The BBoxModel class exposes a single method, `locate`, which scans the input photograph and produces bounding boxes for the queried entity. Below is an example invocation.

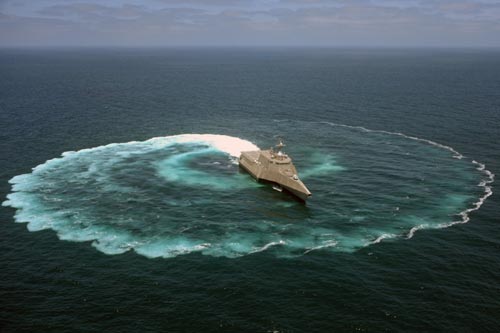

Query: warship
[239,140,312,201]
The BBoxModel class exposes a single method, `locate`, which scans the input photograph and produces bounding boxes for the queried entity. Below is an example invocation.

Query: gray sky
[1,0,499,47]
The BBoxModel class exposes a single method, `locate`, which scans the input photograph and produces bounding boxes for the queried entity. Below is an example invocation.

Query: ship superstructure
[239,140,311,201]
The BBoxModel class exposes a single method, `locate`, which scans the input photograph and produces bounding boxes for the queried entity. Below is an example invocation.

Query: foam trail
[274,119,495,244]
[149,134,259,158]
[250,240,286,254]
[320,121,464,159]
[3,127,493,258]
[402,159,494,238]
[437,160,494,227]
[319,121,494,240]
[407,224,428,239]
[303,240,338,254]
[334,122,492,237]
[368,233,397,245]
[2,133,263,258]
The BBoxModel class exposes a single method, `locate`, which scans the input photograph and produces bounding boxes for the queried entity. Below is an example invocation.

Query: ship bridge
[260,150,291,164]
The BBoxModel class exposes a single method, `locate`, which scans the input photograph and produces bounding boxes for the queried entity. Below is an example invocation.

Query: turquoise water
[0,48,499,331]
[3,123,491,259]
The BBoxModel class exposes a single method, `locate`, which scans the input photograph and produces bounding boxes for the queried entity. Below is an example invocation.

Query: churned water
[1,48,499,332]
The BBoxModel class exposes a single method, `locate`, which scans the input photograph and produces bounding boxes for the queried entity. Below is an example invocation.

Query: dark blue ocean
[1,48,499,332]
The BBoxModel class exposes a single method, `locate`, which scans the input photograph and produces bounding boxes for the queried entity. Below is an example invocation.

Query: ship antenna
[275,138,286,159]
[276,138,285,152]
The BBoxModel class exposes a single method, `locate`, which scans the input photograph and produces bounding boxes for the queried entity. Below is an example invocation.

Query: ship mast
[275,139,286,160]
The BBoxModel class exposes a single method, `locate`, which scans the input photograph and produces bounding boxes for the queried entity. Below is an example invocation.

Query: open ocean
[1,48,499,332]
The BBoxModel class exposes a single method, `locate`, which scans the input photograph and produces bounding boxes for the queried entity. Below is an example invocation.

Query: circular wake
[3,126,494,258]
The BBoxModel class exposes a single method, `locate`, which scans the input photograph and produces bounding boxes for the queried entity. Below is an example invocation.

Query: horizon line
[2,45,500,50]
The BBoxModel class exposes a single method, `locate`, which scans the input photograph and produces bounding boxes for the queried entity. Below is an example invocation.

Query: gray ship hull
[239,149,311,201]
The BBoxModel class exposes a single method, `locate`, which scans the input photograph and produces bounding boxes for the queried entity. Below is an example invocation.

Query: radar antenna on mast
[275,138,286,159]
[275,138,285,152]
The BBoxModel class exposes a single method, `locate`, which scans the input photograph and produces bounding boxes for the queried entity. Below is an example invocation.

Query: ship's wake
[2,125,494,258]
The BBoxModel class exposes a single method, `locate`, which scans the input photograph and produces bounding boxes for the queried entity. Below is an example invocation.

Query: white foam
[250,240,286,254]
[322,121,464,159]
[4,127,495,257]
[403,160,495,236]
[303,240,338,254]
[22,134,258,175]
[134,238,212,258]
[1,133,265,258]
[369,233,397,245]
[318,121,495,241]
[444,160,494,227]
[148,134,259,158]
[406,224,428,239]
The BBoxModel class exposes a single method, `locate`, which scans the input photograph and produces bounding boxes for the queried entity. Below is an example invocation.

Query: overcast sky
[1,0,499,47]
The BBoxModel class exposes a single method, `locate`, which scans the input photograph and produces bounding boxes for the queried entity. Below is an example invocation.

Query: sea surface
[1,48,499,332]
